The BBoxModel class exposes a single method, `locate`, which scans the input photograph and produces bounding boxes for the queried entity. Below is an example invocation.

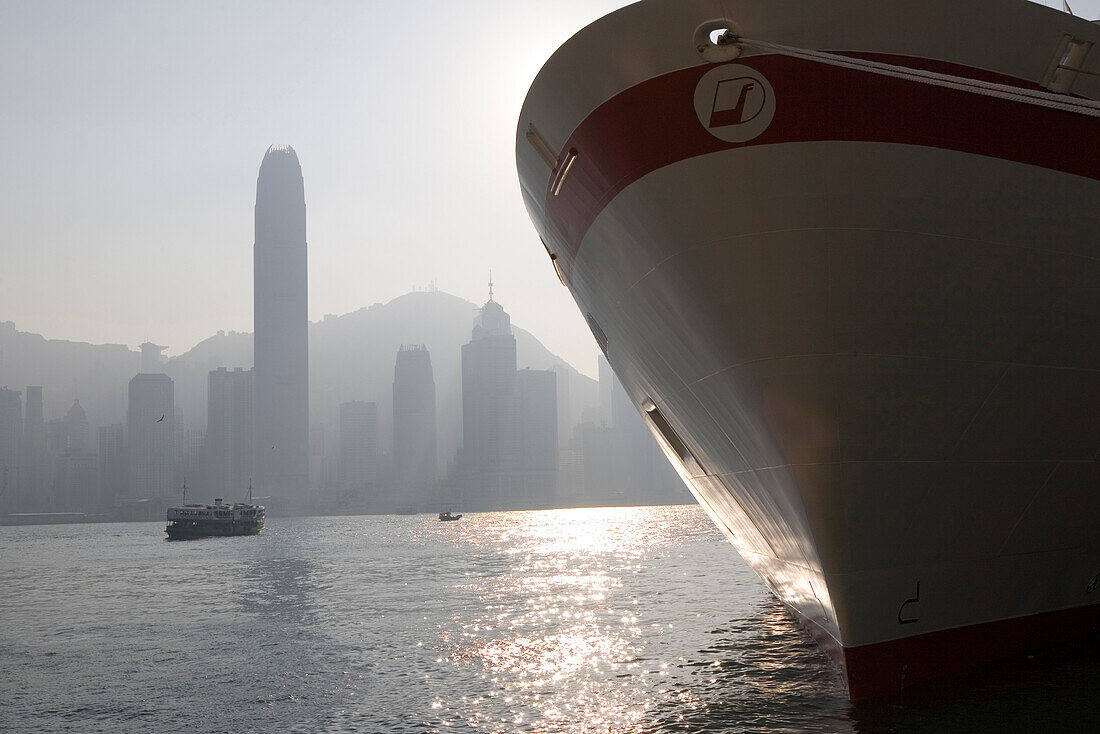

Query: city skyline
[1,0,1090,379]
[0,280,692,517]
[0,0,637,379]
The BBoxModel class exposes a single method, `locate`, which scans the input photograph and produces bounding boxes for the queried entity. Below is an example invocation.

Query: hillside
[1,291,598,471]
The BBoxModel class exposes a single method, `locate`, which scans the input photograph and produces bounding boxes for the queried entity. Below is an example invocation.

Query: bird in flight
[156,414,165,422]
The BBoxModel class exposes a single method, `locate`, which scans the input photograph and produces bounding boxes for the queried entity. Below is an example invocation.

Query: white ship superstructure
[517,0,1100,697]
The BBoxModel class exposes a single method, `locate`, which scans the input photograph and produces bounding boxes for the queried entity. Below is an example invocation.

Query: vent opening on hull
[549,253,567,286]
[551,149,577,196]
[540,237,568,287]
[586,313,608,357]
[524,123,557,169]
[643,400,705,477]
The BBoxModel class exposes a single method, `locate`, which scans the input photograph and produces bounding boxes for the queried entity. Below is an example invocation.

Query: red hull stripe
[542,54,1100,269]
[789,602,1100,699]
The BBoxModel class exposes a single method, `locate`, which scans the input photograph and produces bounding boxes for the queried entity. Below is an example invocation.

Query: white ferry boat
[165,498,265,540]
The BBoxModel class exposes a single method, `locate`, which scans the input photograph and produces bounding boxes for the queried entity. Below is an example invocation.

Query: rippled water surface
[1,506,1096,733]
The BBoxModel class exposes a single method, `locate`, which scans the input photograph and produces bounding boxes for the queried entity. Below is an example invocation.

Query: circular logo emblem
[693,64,775,143]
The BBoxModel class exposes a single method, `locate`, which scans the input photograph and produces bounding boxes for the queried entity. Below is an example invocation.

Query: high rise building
[451,288,561,509]
[339,401,377,488]
[515,369,557,472]
[21,386,45,512]
[0,387,22,512]
[460,295,517,473]
[97,423,125,509]
[309,422,325,488]
[393,345,437,487]
[55,398,95,511]
[58,452,98,512]
[177,426,205,491]
[127,373,174,498]
[44,419,62,455]
[548,364,572,448]
[207,367,253,498]
[253,144,310,499]
[140,342,166,374]
[62,399,90,454]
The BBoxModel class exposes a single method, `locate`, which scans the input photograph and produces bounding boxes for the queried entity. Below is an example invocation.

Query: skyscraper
[58,452,97,512]
[97,423,125,509]
[207,367,253,498]
[515,369,557,472]
[62,399,90,453]
[0,387,22,513]
[140,342,166,374]
[127,373,174,498]
[254,144,309,499]
[461,295,517,473]
[547,364,572,448]
[309,422,325,488]
[339,401,377,488]
[21,386,45,512]
[393,345,437,487]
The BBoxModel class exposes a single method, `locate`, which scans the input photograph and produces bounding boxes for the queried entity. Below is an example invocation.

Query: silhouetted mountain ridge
[1,291,597,472]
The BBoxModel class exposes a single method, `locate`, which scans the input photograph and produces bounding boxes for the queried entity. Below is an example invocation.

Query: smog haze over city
[2,1,1099,731]
[1,0,641,377]
[2,0,705,523]
[0,0,1092,370]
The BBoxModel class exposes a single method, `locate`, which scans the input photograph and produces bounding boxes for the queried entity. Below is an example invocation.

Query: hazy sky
[1,0,1094,378]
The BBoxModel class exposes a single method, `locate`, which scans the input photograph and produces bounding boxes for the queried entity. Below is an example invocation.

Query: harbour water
[1,505,1095,733]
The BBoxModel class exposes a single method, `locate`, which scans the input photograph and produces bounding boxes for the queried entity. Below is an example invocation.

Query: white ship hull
[517,0,1100,697]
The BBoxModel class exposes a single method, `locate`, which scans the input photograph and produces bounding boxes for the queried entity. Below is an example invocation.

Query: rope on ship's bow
[733,37,1100,118]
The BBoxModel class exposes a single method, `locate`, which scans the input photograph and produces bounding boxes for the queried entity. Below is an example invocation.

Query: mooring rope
[733,36,1100,118]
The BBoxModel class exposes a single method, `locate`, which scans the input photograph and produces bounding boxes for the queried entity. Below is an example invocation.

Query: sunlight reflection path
[435,507,709,733]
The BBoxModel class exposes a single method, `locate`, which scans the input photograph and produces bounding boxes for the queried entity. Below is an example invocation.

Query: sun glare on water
[431,506,709,732]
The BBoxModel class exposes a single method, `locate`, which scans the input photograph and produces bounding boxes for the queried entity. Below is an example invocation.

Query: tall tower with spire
[461,279,517,474]
[253,144,309,499]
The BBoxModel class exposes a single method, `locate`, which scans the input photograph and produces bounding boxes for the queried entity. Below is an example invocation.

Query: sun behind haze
[0,0,1093,377]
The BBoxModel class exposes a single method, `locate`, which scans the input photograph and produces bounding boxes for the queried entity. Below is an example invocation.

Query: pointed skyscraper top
[473,296,511,340]
[259,144,302,181]
[488,270,494,302]
[264,143,298,159]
